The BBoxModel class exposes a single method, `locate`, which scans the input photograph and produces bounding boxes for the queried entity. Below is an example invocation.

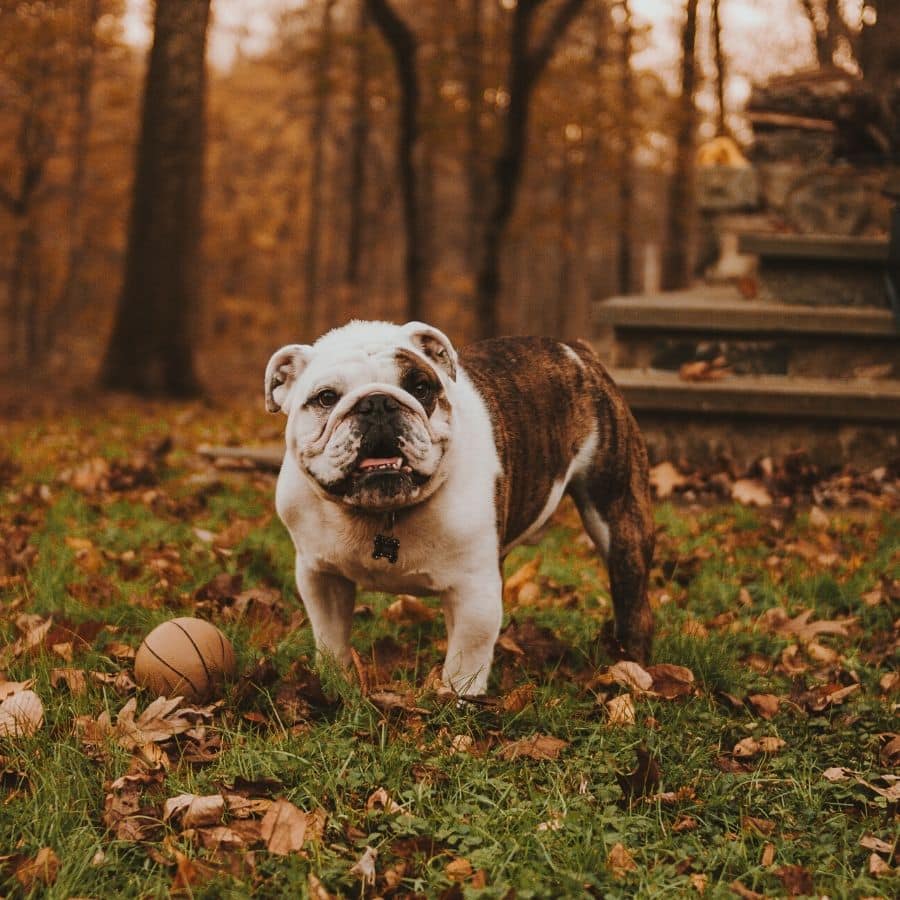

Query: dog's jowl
[266,320,654,695]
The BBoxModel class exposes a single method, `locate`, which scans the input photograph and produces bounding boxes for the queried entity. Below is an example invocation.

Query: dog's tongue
[358,456,403,470]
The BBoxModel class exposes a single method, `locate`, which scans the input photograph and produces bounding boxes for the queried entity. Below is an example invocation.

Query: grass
[0,406,898,898]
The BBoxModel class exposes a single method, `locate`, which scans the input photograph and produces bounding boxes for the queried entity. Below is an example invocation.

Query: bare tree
[661,0,699,292]
[462,0,486,272]
[344,0,369,299]
[100,0,211,395]
[711,0,727,136]
[617,0,635,295]
[305,0,337,333]
[475,0,588,339]
[365,0,424,321]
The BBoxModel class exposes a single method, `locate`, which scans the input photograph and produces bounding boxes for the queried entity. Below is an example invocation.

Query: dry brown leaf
[775,864,814,896]
[646,663,695,699]
[879,673,899,693]
[497,733,568,761]
[742,815,776,836]
[617,747,662,802]
[184,824,254,851]
[103,768,165,841]
[747,694,780,720]
[608,661,653,693]
[307,873,335,900]
[501,683,536,713]
[822,766,851,782]
[731,479,772,508]
[366,787,403,814]
[733,736,785,758]
[0,679,34,700]
[760,842,776,867]
[649,461,687,499]
[163,793,226,829]
[50,668,88,695]
[607,842,637,879]
[879,734,900,766]
[672,815,698,833]
[868,853,892,877]
[0,689,43,737]
[859,834,894,854]
[729,880,764,900]
[14,847,59,889]
[606,693,636,725]
[383,595,437,624]
[114,696,217,750]
[348,846,377,885]
[764,607,856,643]
[690,872,708,893]
[445,857,473,882]
[503,555,543,605]
[259,798,310,855]
[679,358,731,382]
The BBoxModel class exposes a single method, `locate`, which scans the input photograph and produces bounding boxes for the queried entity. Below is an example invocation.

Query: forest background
[0,0,896,399]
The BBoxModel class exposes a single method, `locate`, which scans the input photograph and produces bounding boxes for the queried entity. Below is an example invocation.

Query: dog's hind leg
[571,477,654,664]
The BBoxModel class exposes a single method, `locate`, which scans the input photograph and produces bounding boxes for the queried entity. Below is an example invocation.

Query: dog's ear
[265,344,311,413]
[403,322,457,381]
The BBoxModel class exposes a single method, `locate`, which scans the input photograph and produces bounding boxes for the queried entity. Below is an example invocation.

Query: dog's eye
[315,389,340,409]
[411,380,432,402]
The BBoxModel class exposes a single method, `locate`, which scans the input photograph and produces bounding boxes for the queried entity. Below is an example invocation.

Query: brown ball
[134,617,236,703]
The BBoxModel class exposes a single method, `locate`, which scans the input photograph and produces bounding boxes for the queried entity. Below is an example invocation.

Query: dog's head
[265,321,457,512]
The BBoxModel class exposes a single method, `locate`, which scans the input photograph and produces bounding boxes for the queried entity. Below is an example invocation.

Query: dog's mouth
[355,455,413,476]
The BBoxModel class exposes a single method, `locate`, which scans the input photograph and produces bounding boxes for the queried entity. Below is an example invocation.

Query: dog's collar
[372,511,400,564]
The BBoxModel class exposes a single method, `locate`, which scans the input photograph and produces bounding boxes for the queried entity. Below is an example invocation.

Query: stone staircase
[593,235,900,468]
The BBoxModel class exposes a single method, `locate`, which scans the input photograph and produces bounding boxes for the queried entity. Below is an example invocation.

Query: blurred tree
[100,0,211,395]
[365,0,423,321]
[661,0,699,292]
[711,0,727,136]
[617,0,635,295]
[475,0,589,339]
[305,0,336,331]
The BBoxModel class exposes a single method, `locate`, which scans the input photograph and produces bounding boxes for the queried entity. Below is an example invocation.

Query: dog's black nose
[357,393,399,416]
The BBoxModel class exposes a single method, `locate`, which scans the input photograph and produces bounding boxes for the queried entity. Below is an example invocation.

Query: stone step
[609,368,900,423]
[594,288,898,377]
[594,287,898,336]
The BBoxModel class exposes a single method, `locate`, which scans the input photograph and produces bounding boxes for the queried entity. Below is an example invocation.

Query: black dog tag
[373,533,400,564]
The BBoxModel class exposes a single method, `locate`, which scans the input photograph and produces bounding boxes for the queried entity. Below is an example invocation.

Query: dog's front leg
[441,570,503,696]
[295,564,355,669]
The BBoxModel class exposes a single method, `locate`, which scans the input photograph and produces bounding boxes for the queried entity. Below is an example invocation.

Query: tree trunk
[661,0,699,292]
[305,0,336,334]
[344,0,369,299]
[366,0,423,322]
[617,0,634,295]
[46,0,101,352]
[463,0,485,272]
[555,148,574,338]
[711,0,727,136]
[475,0,588,339]
[100,0,210,396]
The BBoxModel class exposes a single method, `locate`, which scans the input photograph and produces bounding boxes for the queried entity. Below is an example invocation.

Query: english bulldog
[266,320,654,695]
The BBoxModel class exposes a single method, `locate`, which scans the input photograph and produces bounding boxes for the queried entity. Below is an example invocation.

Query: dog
[266,320,654,695]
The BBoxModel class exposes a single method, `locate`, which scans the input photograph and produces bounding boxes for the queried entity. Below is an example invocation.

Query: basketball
[134,617,236,703]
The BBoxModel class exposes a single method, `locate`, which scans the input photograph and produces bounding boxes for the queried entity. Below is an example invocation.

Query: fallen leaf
[307,873,335,900]
[679,358,731,382]
[607,842,637,879]
[808,505,829,529]
[672,815,698,833]
[868,853,892,877]
[503,556,543,605]
[822,766,851,782]
[731,479,772,507]
[348,846,377,885]
[163,793,225,829]
[102,768,165,841]
[879,734,900,767]
[14,847,59,889]
[445,857,473,882]
[384,595,437,624]
[501,683,536,713]
[646,663,695,699]
[760,842,776,867]
[729,880,764,900]
[775,864,813,896]
[879,673,898,693]
[365,787,403,814]
[764,607,856,643]
[742,816,776,836]
[606,693,636,725]
[0,689,44,737]
[859,834,893,854]
[496,733,568,761]
[114,696,217,750]
[690,872,707,893]
[747,694,780,720]
[50,668,88,695]
[259,798,310,855]
[608,660,653,692]
[650,462,687,499]
[616,747,661,803]
[733,736,785,758]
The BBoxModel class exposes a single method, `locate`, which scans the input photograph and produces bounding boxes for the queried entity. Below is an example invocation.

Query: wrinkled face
[265,322,457,512]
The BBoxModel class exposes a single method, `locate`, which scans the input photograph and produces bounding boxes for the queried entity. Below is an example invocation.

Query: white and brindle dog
[266,320,654,695]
